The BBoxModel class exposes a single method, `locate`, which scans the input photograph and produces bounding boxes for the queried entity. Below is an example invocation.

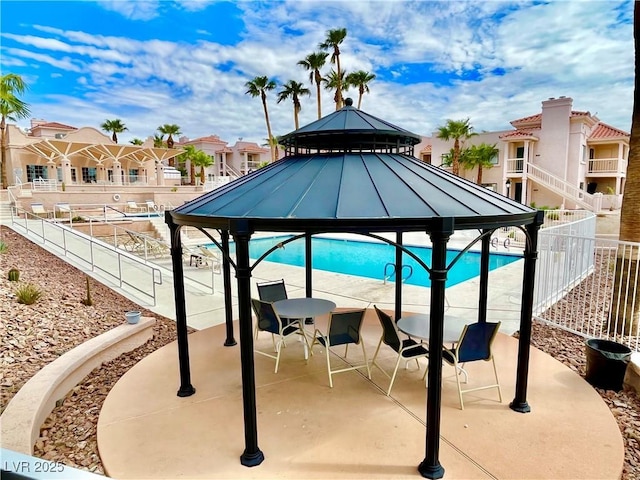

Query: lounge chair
[126,201,145,213]
[198,246,222,272]
[30,203,51,219]
[145,200,158,211]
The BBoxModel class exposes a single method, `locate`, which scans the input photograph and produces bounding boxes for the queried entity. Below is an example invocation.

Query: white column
[156,162,165,186]
[521,141,529,205]
[113,161,122,186]
[61,157,72,184]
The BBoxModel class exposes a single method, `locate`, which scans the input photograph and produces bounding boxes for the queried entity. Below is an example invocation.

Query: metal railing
[532,212,639,351]
[10,209,163,306]
[506,158,524,173]
[32,178,58,191]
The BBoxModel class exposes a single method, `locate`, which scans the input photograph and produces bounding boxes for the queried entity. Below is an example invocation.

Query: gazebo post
[221,230,237,346]
[232,223,265,467]
[419,217,454,480]
[166,217,195,397]
[478,230,491,323]
[305,233,312,297]
[510,211,544,413]
[394,231,403,321]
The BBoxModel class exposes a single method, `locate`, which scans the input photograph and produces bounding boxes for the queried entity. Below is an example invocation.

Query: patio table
[274,298,336,358]
[397,313,468,345]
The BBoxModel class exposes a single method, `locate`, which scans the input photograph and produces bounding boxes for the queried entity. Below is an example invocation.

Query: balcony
[506,157,524,174]
[587,157,626,176]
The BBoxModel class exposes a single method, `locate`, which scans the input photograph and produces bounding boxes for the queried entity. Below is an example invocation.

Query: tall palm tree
[346,70,376,109]
[245,75,277,161]
[0,73,30,189]
[611,0,640,335]
[461,143,499,185]
[101,119,127,143]
[322,70,349,111]
[157,124,182,165]
[436,118,476,176]
[277,80,311,130]
[298,51,329,119]
[192,149,214,185]
[263,136,284,161]
[319,28,347,110]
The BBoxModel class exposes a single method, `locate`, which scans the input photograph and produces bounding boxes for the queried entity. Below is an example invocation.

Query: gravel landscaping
[1,225,639,478]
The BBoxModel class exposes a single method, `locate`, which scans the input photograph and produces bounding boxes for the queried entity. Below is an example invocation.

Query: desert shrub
[16,283,43,305]
[0,241,7,254]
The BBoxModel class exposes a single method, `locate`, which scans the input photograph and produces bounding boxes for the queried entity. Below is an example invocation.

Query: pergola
[166,99,543,478]
[22,139,183,184]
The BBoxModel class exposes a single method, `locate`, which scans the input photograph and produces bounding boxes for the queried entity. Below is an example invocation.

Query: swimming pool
[216,235,520,288]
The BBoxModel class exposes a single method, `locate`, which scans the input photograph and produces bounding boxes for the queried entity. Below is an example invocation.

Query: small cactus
[8,268,20,282]
[81,276,93,306]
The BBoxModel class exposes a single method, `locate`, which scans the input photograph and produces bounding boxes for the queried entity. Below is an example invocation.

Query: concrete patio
[98,308,624,480]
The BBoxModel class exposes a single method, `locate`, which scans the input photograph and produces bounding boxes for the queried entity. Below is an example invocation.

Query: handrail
[11,208,163,306]
[527,163,602,211]
[383,262,395,284]
[383,263,413,284]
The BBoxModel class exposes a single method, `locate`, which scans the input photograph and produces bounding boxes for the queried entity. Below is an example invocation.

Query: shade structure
[166,98,543,478]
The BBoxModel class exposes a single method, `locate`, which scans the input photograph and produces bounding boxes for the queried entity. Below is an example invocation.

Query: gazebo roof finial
[344,97,354,107]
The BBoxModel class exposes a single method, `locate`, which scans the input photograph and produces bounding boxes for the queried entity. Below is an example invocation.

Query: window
[107,169,114,182]
[490,153,499,165]
[81,167,97,183]
[482,183,497,192]
[128,169,139,183]
[26,165,48,182]
[515,146,525,158]
[589,148,595,159]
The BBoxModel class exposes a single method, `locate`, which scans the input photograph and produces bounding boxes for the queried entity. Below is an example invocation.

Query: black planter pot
[585,338,631,391]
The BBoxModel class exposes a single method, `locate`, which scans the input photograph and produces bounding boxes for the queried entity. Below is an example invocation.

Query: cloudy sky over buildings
[0,0,633,144]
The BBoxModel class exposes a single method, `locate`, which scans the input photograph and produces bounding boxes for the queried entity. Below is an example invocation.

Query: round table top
[273,298,336,319]
[397,314,467,344]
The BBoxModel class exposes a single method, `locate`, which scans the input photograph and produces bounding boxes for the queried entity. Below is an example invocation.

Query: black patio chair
[310,309,371,388]
[441,321,502,410]
[251,298,309,373]
[371,306,430,396]
[256,279,312,325]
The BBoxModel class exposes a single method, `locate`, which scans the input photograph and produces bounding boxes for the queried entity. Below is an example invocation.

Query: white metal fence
[533,213,639,351]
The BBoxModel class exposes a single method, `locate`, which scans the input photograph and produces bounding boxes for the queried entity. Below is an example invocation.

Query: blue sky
[0,0,634,145]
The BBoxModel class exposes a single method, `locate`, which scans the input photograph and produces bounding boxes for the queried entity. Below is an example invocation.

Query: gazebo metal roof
[166,99,543,479]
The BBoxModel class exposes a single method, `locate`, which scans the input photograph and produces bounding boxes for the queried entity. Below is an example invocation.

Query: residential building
[417,97,630,211]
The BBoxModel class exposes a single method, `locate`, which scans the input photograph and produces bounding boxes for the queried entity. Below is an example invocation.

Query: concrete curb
[0,317,155,455]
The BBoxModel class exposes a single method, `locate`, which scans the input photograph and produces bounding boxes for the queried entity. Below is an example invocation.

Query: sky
[0,0,634,146]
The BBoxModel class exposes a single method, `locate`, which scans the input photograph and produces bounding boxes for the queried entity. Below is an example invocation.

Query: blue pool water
[218,235,520,288]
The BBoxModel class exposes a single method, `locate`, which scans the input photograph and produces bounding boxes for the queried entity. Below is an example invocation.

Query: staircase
[0,200,13,225]
[527,163,603,212]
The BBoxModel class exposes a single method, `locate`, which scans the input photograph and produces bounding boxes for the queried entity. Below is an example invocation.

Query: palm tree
[152,134,165,148]
[245,75,277,161]
[436,118,476,176]
[101,119,127,143]
[298,51,329,119]
[0,73,30,189]
[263,136,284,161]
[322,70,349,111]
[277,80,311,130]
[346,70,376,109]
[157,124,181,149]
[130,138,144,146]
[157,124,182,166]
[177,145,197,185]
[461,143,499,185]
[611,0,640,335]
[319,28,347,110]
[192,149,214,185]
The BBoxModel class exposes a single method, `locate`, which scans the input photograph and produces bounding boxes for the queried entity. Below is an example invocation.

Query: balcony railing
[587,158,625,174]
[506,158,524,173]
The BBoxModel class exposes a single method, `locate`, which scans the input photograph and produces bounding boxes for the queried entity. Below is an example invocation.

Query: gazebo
[165,98,543,478]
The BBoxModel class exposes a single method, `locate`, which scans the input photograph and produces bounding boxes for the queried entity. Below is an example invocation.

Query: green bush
[71,215,85,222]
[0,241,7,254]
[16,283,43,305]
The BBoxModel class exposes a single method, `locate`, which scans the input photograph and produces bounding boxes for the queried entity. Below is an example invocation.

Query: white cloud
[3,0,633,145]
